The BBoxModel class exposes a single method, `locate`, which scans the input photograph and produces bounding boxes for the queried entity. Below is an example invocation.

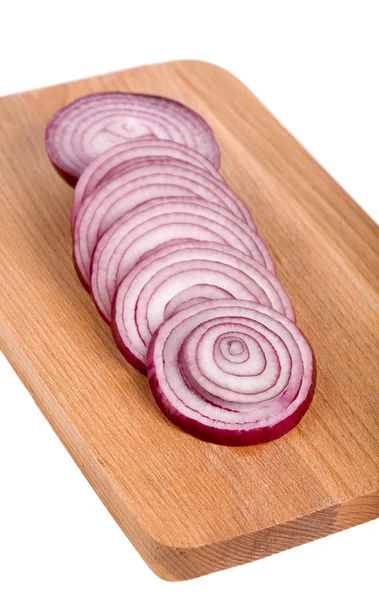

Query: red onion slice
[73,139,223,221]
[74,173,261,289]
[45,92,220,180]
[111,241,294,372]
[72,162,254,237]
[147,299,314,446]
[94,157,215,193]
[89,199,274,316]
[92,156,217,195]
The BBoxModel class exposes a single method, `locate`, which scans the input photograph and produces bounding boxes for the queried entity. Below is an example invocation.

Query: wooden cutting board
[0,60,378,581]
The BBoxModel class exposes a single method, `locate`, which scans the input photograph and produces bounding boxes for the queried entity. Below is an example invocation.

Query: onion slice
[72,139,223,222]
[72,162,254,238]
[45,92,221,180]
[111,241,294,372]
[74,178,262,290]
[91,157,217,195]
[147,299,314,446]
[88,198,274,311]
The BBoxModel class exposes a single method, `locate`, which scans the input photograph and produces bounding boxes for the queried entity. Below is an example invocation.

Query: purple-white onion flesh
[72,162,254,246]
[87,197,274,307]
[45,92,220,180]
[147,299,314,446]
[72,139,223,223]
[111,241,294,372]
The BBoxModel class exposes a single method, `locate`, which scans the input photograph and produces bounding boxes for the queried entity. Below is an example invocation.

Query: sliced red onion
[94,156,216,194]
[111,241,294,372]
[74,174,261,289]
[98,151,223,190]
[45,92,220,180]
[146,299,314,446]
[93,156,217,194]
[72,139,223,222]
[89,199,274,315]
[45,93,315,448]
[72,162,254,237]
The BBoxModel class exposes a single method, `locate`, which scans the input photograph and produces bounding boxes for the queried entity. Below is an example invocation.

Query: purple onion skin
[92,292,111,325]
[146,331,316,447]
[73,250,90,293]
[111,316,147,375]
[89,251,112,323]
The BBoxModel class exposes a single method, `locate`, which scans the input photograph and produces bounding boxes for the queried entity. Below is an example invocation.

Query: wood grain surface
[0,60,378,581]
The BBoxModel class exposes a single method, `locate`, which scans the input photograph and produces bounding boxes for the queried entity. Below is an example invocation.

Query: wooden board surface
[0,60,378,581]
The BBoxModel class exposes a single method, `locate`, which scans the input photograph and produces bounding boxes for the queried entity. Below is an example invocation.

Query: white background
[1,1,378,598]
